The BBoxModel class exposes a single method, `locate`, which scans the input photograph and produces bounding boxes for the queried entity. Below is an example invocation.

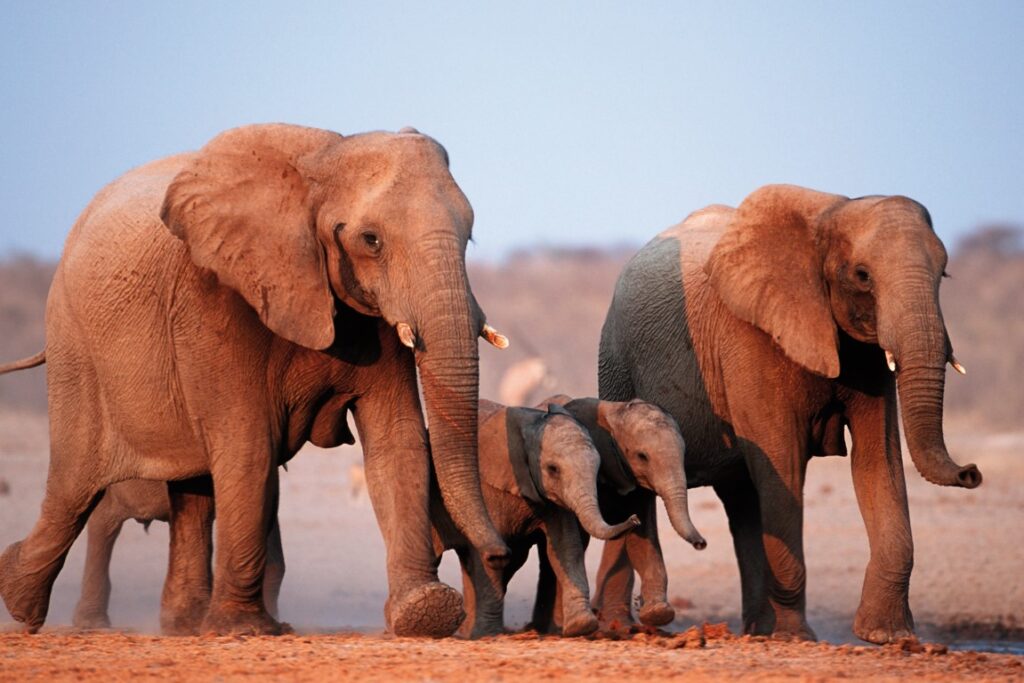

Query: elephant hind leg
[0,480,106,632]
[1,340,113,632]
[73,493,127,629]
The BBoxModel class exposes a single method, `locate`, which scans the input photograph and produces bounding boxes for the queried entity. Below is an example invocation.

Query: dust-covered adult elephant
[597,184,981,643]
[0,124,510,637]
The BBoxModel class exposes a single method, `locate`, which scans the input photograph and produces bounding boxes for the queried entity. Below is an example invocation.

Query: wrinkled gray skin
[0,124,509,637]
[530,396,706,633]
[597,185,981,643]
[430,400,639,639]
[71,479,284,633]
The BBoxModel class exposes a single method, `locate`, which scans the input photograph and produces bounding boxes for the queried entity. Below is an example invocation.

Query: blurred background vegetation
[2,224,1020,432]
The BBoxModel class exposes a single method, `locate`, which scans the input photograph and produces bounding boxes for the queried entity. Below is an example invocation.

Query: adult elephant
[0,124,510,637]
[597,184,981,643]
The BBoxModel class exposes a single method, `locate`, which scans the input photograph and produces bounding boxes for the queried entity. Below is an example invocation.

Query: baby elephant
[72,478,284,633]
[532,397,705,632]
[431,400,639,639]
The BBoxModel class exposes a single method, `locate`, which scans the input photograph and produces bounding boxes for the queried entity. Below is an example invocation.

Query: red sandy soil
[1,625,1021,682]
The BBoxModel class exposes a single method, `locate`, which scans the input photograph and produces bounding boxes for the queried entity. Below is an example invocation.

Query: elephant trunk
[896,362,981,488]
[568,496,640,540]
[659,483,707,550]
[880,286,981,489]
[414,255,509,568]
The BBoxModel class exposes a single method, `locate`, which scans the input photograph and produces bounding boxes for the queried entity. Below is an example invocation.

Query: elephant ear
[705,184,845,378]
[506,408,545,504]
[594,402,638,496]
[160,124,342,350]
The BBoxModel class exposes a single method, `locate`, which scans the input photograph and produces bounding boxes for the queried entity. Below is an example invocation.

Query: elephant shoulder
[658,204,734,271]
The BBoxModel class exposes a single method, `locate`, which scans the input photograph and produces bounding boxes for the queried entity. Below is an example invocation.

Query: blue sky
[1,2,1021,261]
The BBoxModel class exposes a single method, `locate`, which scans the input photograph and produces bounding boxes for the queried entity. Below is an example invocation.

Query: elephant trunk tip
[956,464,982,489]
[585,513,641,541]
[689,533,707,551]
[482,543,511,570]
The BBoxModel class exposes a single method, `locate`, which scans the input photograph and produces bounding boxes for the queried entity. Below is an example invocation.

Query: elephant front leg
[160,476,215,635]
[740,425,815,641]
[73,496,125,630]
[542,513,599,637]
[531,541,560,633]
[262,513,285,620]
[353,389,464,638]
[593,535,636,628]
[625,492,675,627]
[847,389,914,644]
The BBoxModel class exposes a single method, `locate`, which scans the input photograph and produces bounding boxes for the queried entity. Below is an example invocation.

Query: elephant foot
[638,600,676,627]
[853,602,915,644]
[387,582,465,638]
[200,601,291,636]
[597,607,635,632]
[0,541,49,634]
[72,608,112,631]
[161,593,210,636]
[562,610,599,637]
[770,612,817,642]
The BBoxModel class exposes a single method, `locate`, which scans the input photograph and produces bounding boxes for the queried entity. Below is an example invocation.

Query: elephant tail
[0,350,46,375]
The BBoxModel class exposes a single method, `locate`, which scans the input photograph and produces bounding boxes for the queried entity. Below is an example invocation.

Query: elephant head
[510,405,640,540]
[595,400,707,549]
[705,184,980,489]
[160,123,509,563]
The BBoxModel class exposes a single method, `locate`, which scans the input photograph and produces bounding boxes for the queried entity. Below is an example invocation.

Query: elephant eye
[545,464,559,477]
[637,452,649,462]
[362,231,381,252]
[854,266,871,284]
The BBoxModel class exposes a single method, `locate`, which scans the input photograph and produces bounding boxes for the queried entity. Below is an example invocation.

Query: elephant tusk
[481,323,510,350]
[950,355,967,375]
[396,322,417,349]
[884,349,896,372]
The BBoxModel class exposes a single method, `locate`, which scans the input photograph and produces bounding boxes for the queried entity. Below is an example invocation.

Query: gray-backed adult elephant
[598,184,981,643]
[0,124,510,637]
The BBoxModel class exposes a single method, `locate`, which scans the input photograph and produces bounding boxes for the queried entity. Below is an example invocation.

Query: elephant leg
[625,493,674,627]
[714,473,769,635]
[738,422,815,641]
[160,476,214,635]
[592,535,636,628]
[847,389,914,644]
[542,513,598,637]
[456,547,505,639]
[72,494,125,629]
[531,540,559,633]
[353,389,463,638]
[0,451,104,632]
[200,452,285,636]
[262,513,285,620]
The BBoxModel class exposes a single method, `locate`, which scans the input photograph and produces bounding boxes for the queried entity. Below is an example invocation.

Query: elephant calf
[430,400,639,639]
[531,396,706,633]
[71,479,284,634]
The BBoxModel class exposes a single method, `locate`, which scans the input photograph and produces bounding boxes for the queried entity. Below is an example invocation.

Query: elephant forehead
[541,417,596,456]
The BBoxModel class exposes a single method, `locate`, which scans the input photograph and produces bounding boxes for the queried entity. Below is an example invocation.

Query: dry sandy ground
[1,412,1022,680]
[1,627,1021,682]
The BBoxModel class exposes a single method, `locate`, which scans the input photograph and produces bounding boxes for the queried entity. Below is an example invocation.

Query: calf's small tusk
[396,322,416,349]
[950,356,967,375]
[481,323,510,349]
[884,349,896,372]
